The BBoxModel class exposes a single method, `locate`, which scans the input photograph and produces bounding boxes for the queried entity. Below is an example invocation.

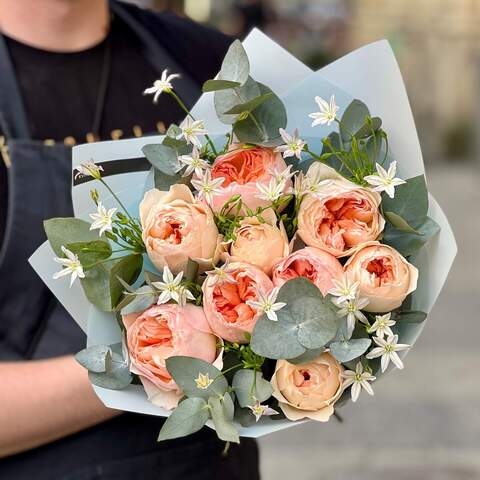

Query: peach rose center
[364,256,395,287]
[212,273,257,325]
[212,148,269,186]
[317,196,374,250]
[281,258,318,284]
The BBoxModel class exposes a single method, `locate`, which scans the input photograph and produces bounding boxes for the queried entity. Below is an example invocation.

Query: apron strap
[0,34,31,139]
[110,0,200,108]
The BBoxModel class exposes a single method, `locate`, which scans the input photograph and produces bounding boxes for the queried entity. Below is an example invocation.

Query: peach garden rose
[271,246,344,296]
[344,241,419,312]
[139,184,223,274]
[297,163,384,257]
[202,261,274,343]
[271,352,344,421]
[227,208,289,274]
[122,303,219,410]
[209,145,292,213]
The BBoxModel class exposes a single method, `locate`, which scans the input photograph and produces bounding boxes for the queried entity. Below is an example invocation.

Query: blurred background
[134,1,478,478]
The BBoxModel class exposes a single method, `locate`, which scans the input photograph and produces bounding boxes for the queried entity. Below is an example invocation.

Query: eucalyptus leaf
[393,310,427,324]
[340,99,370,142]
[185,258,199,283]
[287,348,325,365]
[222,392,235,422]
[153,168,183,191]
[234,406,257,428]
[142,144,179,176]
[166,356,228,399]
[75,344,110,373]
[232,370,273,408]
[120,285,156,315]
[223,93,272,115]
[353,116,382,139]
[44,217,100,257]
[214,76,260,125]
[384,211,420,234]
[88,350,133,390]
[109,254,143,309]
[66,240,111,266]
[330,338,372,363]
[203,79,241,92]
[365,130,384,164]
[233,83,287,145]
[208,397,240,443]
[157,397,209,442]
[218,39,249,85]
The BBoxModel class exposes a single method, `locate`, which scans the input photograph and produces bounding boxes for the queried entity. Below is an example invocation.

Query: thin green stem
[99,178,134,222]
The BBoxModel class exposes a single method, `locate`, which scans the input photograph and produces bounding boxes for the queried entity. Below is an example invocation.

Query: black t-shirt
[0,8,231,245]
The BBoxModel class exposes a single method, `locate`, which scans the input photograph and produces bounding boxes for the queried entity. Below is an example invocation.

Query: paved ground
[259,163,480,479]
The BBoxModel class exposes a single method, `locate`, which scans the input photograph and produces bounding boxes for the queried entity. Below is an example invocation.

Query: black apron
[0,2,259,478]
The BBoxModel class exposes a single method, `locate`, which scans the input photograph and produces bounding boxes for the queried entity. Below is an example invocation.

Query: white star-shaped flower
[74,161,104,180]
[341,362,376,402]
[152,266,194,306]
[206,260,237,285]
[268,164,296,188]
[334,295,369,338]
[306,170,333,195]
[179,117,208,149]
[246,287,286,322]
[366,334,410,372]
[191,170,225,205]
[143,69,180,103]
[248,398,279,422]
[178,147,210,177]
[367,312,396,339]
[89,202,117,236]
[329,274,360,304]
[275,128,306,159]
[194,372,213,390]
[309,95,339,127]
[288,171,309,197]
[364,161,406,198]
[255,178,285,203]
[53,246,85,287]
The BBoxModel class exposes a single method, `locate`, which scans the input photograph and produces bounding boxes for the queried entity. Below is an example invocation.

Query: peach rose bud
[122,303,219,410]
[209,145,292,213]
[202,261,274,343]
[139,184,223,274]
[344,241,419,312]
[297,163,385,257]
[227,208,289,275]
[271,246,344,296]
[271,352,344,421]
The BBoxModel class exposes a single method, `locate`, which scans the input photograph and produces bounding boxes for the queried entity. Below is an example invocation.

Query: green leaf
[232,369,273,408]
[354,116,382,139]
[384,211,420,234]
[218,39,249,85]
[88,349,133,390]
[214,76,260,125]
[208,396,240,443]
[223,93,272,115]
[166,356,228,399]
[158,397,209,442]
[109,254,143,309]
[393,310,427,324]
[162,125,192,156]
[381,175,429,226]
[66,240,112,266]
[287,348,325,365]
[382,216,440,257]
[185,258,199,283]
[75,344,110,373]
[233,83,287,145]
[330,338,372,363]
[142,144,179,176]
[340,99,370,142]
[153,168,183,192]
[120,285,156,315]
[251,278,338,359]
[365,130,384,164]
[222,392,235,422]
[234,406,257,428]
[44,218,100,257]
[203,79,241,92]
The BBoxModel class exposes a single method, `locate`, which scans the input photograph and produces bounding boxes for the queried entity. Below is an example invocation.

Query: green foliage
[119,285,156,315]
[44,218,100,257]
[208,396,240,443]
[232,369,272,408]
[109,254,143,309]
[75,344,133,390]
[203,79,242,92]
[166,356,228,399]
[223,341,265,371]
[223,93,273,115]
[287,347,325,365]
[392,310,427,324]
[251,278,339,359]
[381,175,441,257]
[330,338,372,363]
[158,397,210,442]
[142,143,179,176]
[218,39,250,85]
[66,240,111,266]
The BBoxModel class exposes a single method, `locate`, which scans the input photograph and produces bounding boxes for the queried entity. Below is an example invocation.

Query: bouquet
[30,31,456,444]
